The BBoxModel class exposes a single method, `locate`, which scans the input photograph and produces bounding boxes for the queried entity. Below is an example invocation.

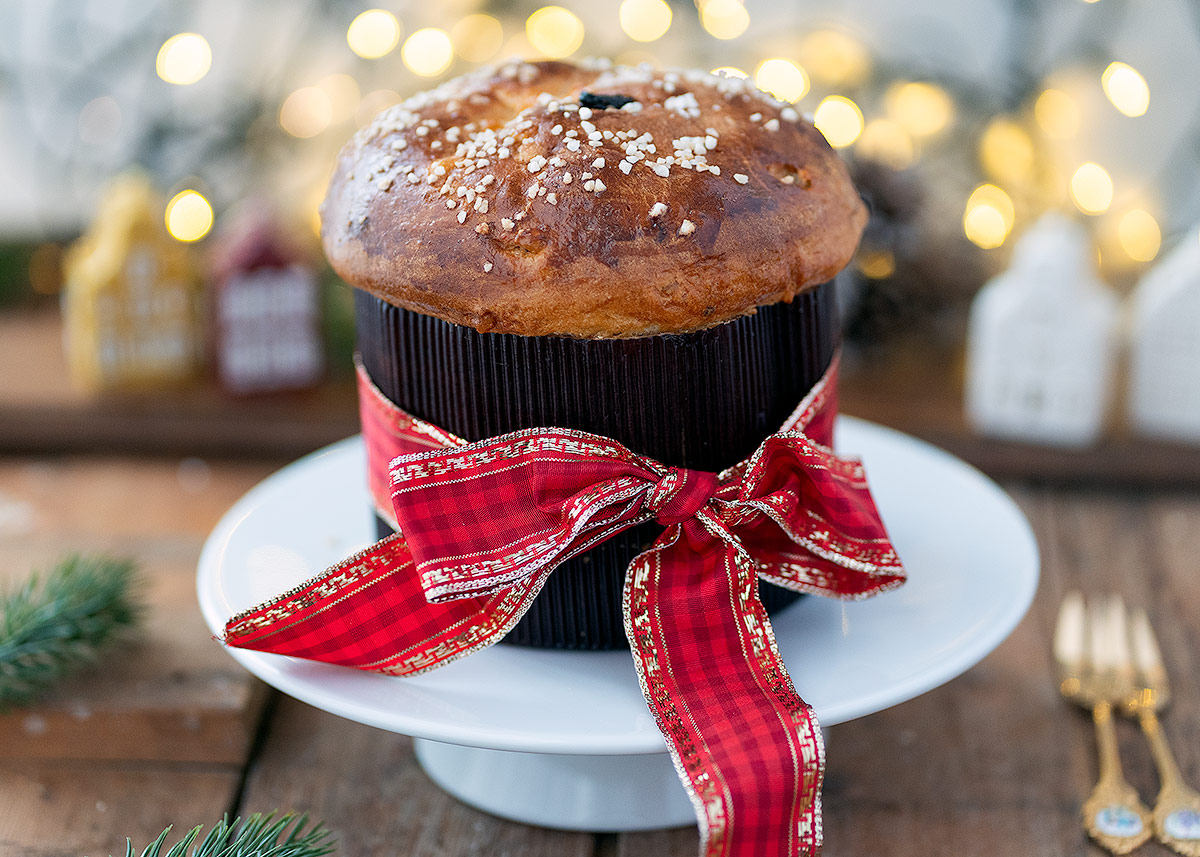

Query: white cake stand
[197,418,1039,831]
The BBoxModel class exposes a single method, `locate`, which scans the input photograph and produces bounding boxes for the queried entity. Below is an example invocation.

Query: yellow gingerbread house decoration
[62,174,203,391]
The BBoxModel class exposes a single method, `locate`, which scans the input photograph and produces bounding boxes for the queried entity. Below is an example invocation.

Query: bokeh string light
[813,95,863,148]
[526,6,584,58]
[885,81,954,138]
[754,58,808,103]
[857,119,914,170]
[1070,162,1115,215]
[979,119,1036,185]
[317,74,360,124]
[279,87,333,138]
[963,184,1016,249]
[156,33,211,85]
[619,0,672,43]
[1117,209,1162,261]
[856,249,897,279]
[164,190,213,242]
[347,9,402,59]
[1034,88,1081,139]
[452,14,504,63]
[699,0,750,40]
[798,29,871,87]
[402,28,454,77]
[1101,61,1150,117]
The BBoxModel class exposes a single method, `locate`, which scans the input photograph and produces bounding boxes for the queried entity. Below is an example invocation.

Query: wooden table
[2,305,1199,856]
[2,452,1198,857]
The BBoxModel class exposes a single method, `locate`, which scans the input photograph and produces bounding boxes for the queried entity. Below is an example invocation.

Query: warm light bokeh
[1101,61,1150,117]
[317,74,360,124]
[963,184,1015,249]
[979,118,1036,184]
[402,28,454,77]
[700,0,750,40]
[886,81,953,137]
[347,10,402,59]
[1035,88,1080,139]
[165,190,213,242]
[156,33,212,85]
[452,14,504,63]
[754,58,808,103]
[619,0,672,43]
[1117,209,1161,261]
[857,119,915,170]
[280,87,333,138]
[1070,162,1114,214]
[813,96,863,148]
[526,6,585,58]
[857,249,896,279]
[798,29,870,87]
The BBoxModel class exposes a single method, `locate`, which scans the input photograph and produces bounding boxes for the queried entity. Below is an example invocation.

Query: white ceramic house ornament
[1128,229,1200,443]
[965,214,1119,446]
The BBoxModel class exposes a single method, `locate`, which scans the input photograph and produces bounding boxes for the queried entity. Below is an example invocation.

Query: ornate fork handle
[1083,700,1153,854]
[1138,710,1200,856]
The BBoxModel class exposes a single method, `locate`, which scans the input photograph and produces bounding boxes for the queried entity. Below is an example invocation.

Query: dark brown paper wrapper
[357,282,839,650]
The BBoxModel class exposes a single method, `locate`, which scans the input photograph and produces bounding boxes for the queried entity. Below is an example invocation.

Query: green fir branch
[0,554,142,710]
[120,812,335,857]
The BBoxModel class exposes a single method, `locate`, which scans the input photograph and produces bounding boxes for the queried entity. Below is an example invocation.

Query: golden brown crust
[321,59,866,338]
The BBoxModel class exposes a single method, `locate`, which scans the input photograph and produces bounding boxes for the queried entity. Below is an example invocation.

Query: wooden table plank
[0,455,271,857]
[1145,495,1200,790]
[0,456,276,764]
[611,827,696,856]
[237,697,596,857]
[0,762,242,857]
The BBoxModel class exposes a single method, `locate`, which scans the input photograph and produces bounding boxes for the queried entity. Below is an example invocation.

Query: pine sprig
[120,812,335,857]
[0,554,141,710]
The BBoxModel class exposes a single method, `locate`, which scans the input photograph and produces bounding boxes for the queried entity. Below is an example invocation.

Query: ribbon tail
[624,512,823,857]
[223,532,543,675]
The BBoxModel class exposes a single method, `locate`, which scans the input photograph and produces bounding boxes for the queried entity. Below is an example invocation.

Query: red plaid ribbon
[224,354,905,857]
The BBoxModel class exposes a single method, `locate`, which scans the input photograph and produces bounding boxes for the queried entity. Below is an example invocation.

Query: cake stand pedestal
[197,419,1039,831]
[414,741,694,831]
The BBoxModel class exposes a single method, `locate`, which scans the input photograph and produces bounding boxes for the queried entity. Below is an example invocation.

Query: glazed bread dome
[321,58,866,338]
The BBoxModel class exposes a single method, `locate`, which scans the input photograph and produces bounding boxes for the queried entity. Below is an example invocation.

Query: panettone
[322,59,866,649]
[321,58,865,338]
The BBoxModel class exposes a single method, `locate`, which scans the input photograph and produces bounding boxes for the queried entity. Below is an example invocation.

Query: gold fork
[1118,603,1200,855]
[1055,592,1152,853]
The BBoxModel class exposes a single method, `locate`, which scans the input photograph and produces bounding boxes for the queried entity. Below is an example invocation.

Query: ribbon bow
[224,356,905,857]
